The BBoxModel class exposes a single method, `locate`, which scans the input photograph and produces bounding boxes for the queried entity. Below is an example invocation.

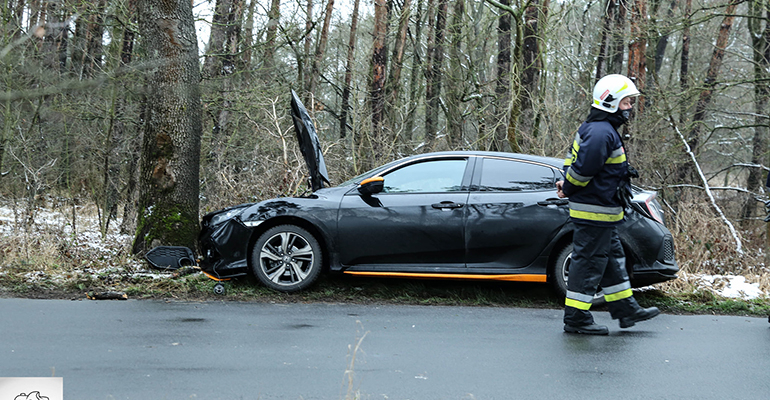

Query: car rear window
[478,158,556,192]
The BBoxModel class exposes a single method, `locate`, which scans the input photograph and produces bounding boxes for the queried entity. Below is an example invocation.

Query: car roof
[395,151,563,169]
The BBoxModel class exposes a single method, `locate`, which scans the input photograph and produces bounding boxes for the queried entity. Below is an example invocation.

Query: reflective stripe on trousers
[563,224,638,326]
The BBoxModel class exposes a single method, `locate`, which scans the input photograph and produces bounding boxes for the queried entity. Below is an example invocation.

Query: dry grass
[1,191,768,304]
[659,192,770,299]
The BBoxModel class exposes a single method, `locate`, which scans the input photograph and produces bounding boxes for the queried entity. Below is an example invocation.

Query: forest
[1,0,769,290]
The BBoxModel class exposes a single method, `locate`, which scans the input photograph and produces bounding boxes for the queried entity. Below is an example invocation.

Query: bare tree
[740,0,770,223]
[339,0,361,139]
[308,0,335,98]
[425,0,448,150]
[492,0,511,152]
[677,0,740,183]
[370,0,388,163]
[446,0,465,148]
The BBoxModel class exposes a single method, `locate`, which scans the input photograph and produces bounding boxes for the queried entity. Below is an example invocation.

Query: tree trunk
[203,0,243,166]
[42,0,67,74]
[263,0,280,74]
[119,0,139,235]
[426,0,448,150]
[301,0,313,99]
[627,0,646,112]
[387,0,412,143]
[133,0,203,254]
[405,0,424,142]
[339,0,361,139]
[446,0,464,148]
[677,0,740,183]
[308,0,335,98]
[519,0,548,148]
[595,0,614,80]
[493,0,511,152]
[679,0,691,122]
[370,0,388,163]
[740,0,770,224]
[609,0,627,74]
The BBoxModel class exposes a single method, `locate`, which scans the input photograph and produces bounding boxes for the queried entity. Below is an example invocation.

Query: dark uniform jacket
[562,111,628,226]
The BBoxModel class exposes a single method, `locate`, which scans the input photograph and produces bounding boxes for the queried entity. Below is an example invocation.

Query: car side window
[382,159,467,193]
[478,158,556,192]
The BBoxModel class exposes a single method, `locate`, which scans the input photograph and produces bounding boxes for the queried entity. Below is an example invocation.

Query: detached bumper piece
[145,246,229,295]
[145,246,197,270]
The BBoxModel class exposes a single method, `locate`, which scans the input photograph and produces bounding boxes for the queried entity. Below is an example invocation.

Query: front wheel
[251,225,323,292]
[549,243,606,307]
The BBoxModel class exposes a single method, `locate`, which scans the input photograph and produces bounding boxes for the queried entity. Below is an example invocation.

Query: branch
[665,116,744,254]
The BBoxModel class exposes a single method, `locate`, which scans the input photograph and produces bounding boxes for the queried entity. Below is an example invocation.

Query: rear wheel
[251,225,323,292]
[550,243,606,307]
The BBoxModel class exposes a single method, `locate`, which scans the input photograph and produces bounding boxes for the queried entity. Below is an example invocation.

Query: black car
[147,92,678,300]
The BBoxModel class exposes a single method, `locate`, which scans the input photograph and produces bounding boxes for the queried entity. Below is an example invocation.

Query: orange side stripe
[201,270,231,282]
[342,271,547,283]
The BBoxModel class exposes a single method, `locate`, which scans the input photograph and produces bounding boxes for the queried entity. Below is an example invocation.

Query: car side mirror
[358,176,384,196]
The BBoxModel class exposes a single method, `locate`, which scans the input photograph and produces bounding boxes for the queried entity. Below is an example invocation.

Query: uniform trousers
[564,223,642,326]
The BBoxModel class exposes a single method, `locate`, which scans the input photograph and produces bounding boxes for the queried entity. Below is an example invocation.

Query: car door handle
[432,201,465,209]
[537,198,568,206]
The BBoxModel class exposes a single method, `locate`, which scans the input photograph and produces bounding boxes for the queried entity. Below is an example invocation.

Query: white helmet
[592,74,640,113]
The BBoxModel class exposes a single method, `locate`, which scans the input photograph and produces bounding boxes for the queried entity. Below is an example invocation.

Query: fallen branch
[86,291,128,300]
[665,116,743,254]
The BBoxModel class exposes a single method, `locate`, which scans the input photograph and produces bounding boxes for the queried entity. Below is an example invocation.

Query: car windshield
[338,158,405,187]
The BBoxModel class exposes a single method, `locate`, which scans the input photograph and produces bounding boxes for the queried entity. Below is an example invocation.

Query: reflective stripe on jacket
[562,119,628,226]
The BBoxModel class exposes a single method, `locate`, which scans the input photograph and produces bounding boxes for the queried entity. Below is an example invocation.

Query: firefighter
[555,74,660,335]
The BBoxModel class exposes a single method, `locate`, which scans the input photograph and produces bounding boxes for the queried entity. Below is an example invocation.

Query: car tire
[550,243,606,307]
[251,225,323,292]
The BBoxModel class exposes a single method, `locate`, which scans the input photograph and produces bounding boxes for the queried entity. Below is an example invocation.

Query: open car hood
[291,90,330,192]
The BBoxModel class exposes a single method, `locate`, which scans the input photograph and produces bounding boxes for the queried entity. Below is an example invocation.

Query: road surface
[1,298,769,399]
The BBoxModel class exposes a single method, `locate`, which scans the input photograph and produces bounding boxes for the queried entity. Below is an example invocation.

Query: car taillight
[644,196,665,225]
[632,190,665,225]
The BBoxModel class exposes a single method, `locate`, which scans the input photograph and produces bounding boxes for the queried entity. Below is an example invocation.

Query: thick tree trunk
[133,0,203,254]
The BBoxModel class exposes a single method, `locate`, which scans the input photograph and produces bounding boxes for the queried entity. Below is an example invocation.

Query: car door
[336,157,473,270]
[465,156,569,270]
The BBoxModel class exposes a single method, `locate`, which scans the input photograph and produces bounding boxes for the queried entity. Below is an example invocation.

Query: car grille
[663,235,675,262]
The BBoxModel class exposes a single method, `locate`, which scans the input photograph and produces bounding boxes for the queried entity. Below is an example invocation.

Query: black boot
[564,323,609,335]
[619,307,660,328]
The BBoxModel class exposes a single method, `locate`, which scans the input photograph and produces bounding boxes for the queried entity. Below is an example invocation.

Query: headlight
[209,206,247,226]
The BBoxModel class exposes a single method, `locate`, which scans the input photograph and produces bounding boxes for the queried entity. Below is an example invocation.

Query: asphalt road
[1,298,769,399]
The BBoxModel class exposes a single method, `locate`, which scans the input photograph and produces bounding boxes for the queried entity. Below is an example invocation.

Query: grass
[0,198,768,318]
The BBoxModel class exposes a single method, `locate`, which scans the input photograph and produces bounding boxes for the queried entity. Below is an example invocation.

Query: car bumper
[631,260,679,287]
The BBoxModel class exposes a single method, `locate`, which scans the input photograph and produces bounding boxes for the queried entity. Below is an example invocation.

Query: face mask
[619,108,633,124]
